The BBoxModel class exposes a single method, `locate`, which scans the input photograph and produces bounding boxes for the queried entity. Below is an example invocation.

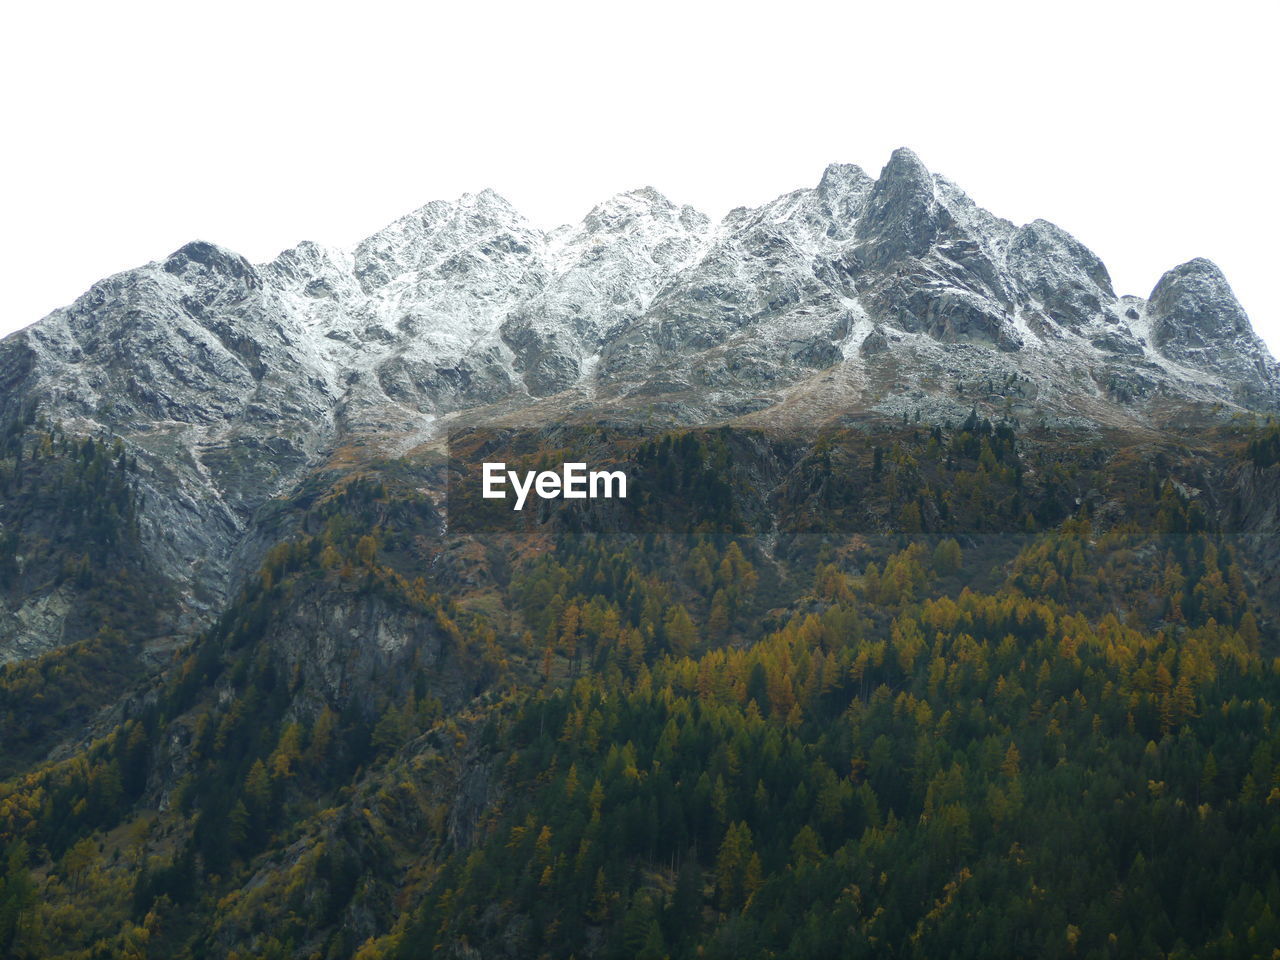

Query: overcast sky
[2,0,1276,355]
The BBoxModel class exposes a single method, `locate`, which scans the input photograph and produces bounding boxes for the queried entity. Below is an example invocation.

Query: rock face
[1147,258,1276,402]
[598,161,874,393]
[502,187,711,395]
[1,148,1277,653]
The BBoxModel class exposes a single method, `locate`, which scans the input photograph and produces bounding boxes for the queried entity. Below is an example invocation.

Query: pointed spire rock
[1149,259,1249,343]
[855,148,945,266]
[1147,258,1278,395]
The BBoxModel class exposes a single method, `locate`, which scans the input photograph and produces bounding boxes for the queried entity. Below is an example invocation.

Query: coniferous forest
[0,413,1279,959]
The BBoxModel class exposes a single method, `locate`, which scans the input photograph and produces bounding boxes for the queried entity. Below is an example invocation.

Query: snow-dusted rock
[1147,258,1279,402]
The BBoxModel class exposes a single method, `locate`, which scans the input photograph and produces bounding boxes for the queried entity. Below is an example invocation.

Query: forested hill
[0,413,1278,958]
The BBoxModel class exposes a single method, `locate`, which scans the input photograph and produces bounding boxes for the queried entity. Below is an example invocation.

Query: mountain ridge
[8,149,1275,430]
[0,148,1276,660]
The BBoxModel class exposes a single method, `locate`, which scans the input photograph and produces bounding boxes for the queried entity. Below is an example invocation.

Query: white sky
[2,0,1276,355]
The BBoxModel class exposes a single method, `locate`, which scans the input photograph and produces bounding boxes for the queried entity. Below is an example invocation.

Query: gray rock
[1148,258,1279,399]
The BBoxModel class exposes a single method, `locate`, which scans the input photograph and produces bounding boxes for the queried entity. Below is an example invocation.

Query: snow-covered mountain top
[4,148,1276,448]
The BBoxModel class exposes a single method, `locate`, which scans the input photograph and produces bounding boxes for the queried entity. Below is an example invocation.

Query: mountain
[1,150,1279,960]
[1,148,1274,657]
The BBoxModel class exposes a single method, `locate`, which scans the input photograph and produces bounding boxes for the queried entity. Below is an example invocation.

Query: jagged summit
[1150,257,1244,326]
[9,149,1273,427]
[1006,219,1116,330]
[878,145,934,186]
[6,148,1274,440]
[818,161,871,191]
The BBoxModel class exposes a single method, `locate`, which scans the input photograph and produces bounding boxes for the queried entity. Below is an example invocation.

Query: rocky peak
[847,152,1022,351]
[501,188,712,396]
[265,239,348,279]
[876,146,933,190]
[261,241,359,302]
[817,162,870,197]
[1006,219,1116,330]
[162,240,261,293]
[352,189,547,295]
[1147,258,1277,395]
[1149,258,1249,343]
[583,187,677,228]
[855,147,946,265]
[816,162,874,225]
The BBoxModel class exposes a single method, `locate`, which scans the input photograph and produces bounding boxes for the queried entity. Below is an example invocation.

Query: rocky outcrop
[502,187,711,395]
[1147,258,1279,402]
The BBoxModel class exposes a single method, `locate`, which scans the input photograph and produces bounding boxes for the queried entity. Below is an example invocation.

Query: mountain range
[1,149,1279,960]
[1,147,1276,660]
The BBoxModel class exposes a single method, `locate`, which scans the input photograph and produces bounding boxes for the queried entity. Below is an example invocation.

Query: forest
[0,413,1277,958]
